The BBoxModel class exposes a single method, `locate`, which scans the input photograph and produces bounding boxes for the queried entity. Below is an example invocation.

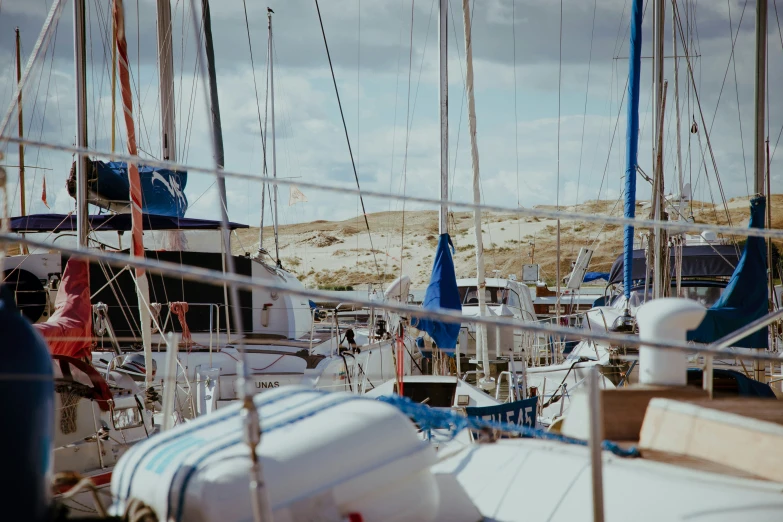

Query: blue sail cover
[411,233,462,354]
[85,161,188,218]
[688,197,768,348]
[583,272,609,283]
[623,0,643,299]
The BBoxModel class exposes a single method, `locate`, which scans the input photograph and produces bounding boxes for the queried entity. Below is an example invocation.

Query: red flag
[41,176,49,208]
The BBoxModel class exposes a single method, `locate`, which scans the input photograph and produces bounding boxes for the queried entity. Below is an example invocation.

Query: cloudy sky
[0,0,781,233]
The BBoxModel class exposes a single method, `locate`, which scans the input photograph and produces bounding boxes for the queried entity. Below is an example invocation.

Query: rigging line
[671,1,735,234]
[399,0,416,281]
[727,0,750,196]
[512,0,522,261]
[595,0,651,204]
[573,0,598,252]
[28,22,59,213]
[448,0,472,201]
[512,0,519,205]
[314,0,381,278]
[769,0,783,161]
[240,1,268,179]
[556,0,562,321]
[384,0,406,279]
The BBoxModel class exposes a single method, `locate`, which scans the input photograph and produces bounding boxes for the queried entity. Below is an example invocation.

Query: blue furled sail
[411,233,462,355]
[623,0,643,299]
[688,196,768,348]
[68,158,188,217]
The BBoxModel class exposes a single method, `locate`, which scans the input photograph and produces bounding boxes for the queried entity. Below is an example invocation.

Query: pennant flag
[288,185,308,206]
[41,176,49,208]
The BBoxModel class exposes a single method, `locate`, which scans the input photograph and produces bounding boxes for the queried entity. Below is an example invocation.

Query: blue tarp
[465,397,538,429]
[71,160,189,218]
[687,368,775,398]
[688,197,768,348]
[583,272,609,283]
[411,233,461,354]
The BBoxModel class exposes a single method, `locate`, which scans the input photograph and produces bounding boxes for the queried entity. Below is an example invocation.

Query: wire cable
[313,0,381,278]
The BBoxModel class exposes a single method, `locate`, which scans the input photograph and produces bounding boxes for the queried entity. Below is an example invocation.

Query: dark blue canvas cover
[69,160,189,218]
[11,213,248,232]
[411,233,462,354]
[688,197,768,348]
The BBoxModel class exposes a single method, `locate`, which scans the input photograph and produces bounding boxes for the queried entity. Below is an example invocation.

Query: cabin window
[459,286,504,305]
[507,291,522,310]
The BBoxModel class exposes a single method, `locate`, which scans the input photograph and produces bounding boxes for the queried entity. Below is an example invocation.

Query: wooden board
[639,398,783,483]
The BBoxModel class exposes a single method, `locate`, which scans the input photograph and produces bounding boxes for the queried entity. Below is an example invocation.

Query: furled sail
[68,158,188,218]
[688,196,768,348]
[411,233,462,354]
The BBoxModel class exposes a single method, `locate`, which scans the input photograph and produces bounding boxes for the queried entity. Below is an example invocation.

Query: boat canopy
[607,245,740,285]
[11,213,249,232]
[411,233,462,353]
[688,197,768,348]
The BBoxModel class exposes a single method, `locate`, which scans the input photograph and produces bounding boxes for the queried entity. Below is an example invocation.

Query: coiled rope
[376,394,640,458]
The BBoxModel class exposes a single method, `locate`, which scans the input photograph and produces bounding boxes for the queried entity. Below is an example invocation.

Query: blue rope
[377,395,640,458]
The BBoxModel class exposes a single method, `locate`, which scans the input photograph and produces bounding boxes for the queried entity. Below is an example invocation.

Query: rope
[169,302,192,349]
[376,394,639,458]
[313,0,381,279]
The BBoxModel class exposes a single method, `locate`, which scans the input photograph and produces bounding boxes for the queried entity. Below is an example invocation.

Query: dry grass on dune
[232,196,781,288]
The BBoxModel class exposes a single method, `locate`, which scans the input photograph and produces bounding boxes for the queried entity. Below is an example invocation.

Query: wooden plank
[639,398,783,483]
[600,385,708,441]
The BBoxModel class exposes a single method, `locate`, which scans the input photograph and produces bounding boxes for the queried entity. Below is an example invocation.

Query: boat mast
[192,3,272,519]
[268,8,280,265]
[74,0,89,247]
[156,0,176,162]
[438,0,448,236]
[201,0,233,340]
[753,0,768,381]
[113,0,154,385]
[461,0,491,390]
[754,0,767,198]
[622,0,643,301]
[652,0,666,300]
[672,0,684,217]
[15,28,25,217]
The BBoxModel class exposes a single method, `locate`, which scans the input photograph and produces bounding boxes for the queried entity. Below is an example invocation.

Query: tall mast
[156,0,176,162]
[754,0,767,196]
[438,0,448,235]
[201,0,233,342]
[15,28,25,217]
[622,0,643,300]
[652,0,666,300]
[268,8,280,264]
[191,2,272,518]
[462,0,491,390]
[74,0,89,247]
[672,0,684,216]
[113,0,154,384]
[754,0,768,382]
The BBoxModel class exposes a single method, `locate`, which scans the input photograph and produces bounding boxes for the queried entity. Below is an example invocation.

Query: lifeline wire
[2,134,780,242]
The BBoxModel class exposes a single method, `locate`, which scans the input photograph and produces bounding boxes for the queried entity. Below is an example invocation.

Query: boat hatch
[393,381,457,408]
